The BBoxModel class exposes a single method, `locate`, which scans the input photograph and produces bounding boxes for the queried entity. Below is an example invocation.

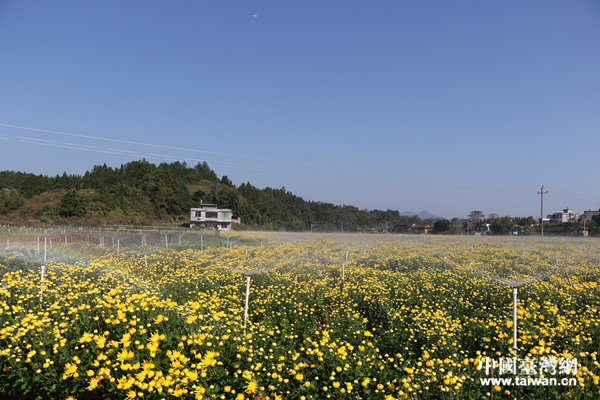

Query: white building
[476,223,491,234]
[190,203,232,230]
[547,208,578,223]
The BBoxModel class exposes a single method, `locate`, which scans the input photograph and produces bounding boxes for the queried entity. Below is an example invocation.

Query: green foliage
[58,189,89,217]
[489,215,514,235]
[120,159,156,186]
[588,214,600,236]
[514,225,536,235]
[0,188,25,214]
[220,175,234,187]
[0,160,545,233]
[139,169,192,218]
[514,216,536,226]
[433,218,451,233]
[468,210,484,225]
[194,161,219,182]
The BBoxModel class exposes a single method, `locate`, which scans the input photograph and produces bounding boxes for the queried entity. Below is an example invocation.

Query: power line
[545,186,600,203]
[545,192,600,207]
[2,123,598,207]
[0,132,533,193]
[0,122,538,189]
[0,123,299,165]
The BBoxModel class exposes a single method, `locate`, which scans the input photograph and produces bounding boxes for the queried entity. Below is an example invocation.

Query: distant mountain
[400,210,443,220]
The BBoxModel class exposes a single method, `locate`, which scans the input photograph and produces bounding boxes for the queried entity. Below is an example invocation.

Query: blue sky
[1,0,599,219]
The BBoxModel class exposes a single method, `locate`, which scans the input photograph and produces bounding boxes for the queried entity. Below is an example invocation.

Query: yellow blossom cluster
[0,232,599,399]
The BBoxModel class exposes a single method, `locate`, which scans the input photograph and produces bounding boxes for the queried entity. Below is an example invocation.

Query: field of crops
[1,231,599,399]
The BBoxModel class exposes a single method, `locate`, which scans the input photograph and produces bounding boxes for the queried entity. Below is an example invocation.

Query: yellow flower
[79,332,94,343]
[62,363,78,379]
[148,331,161,345]
[245,379,258,394]
[116,349,134,362]
[95,336,106,349]
[87,378,99,390]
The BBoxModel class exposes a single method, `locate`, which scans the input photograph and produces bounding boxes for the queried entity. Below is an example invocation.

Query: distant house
[581,209,600,222]
[392,223,432,234]
[547,208,579,223]
[393,223,412,234]
[190,203,232,230]
[410,223,432,234]
[477,223,491,234]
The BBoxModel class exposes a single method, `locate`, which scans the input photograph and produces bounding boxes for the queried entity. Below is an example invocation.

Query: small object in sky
[253,14,258,17]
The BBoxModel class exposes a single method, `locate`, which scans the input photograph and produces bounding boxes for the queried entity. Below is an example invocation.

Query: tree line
[432,210,600,236]
[3,160,596,234]
[0,160,428,230]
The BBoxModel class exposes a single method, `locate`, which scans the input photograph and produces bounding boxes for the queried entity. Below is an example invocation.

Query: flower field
[1,232,600,399]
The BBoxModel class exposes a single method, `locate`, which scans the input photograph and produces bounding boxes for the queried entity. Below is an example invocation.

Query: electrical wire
[0,122,537,189]
[1,123,598,207]
[0,132,532,192]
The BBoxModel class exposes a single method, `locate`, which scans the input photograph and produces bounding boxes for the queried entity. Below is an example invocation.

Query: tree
[139,169,192,218]
[490,216,513,235]
[121,159,155,186]
[0,189,25,214]
[468,210,484,222]
[514,216,536,226]
[194,162,219,182]
[468,210,484,231]
[191,190,207,206]
[20,174,50,198]
[449,217,462,234]
[213,187,241,216]
[433,219,451,234]
[588,214,600,236]
[220,175,234,187]
[515,225,535,236]
[59,189,89,217]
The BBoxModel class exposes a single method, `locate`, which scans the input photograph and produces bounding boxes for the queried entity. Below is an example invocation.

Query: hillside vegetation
[0,160,422,230]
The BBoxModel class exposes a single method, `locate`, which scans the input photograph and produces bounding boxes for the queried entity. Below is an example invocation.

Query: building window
[206,212,217,219]
[221,212,229,218]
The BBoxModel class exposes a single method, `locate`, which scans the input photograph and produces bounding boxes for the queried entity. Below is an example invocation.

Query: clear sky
[1,0,599,219]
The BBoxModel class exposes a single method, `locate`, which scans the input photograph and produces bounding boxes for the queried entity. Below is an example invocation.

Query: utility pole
[538,186,548,237]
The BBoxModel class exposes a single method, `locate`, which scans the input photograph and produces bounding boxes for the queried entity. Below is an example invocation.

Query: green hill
[0,160,425,231]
